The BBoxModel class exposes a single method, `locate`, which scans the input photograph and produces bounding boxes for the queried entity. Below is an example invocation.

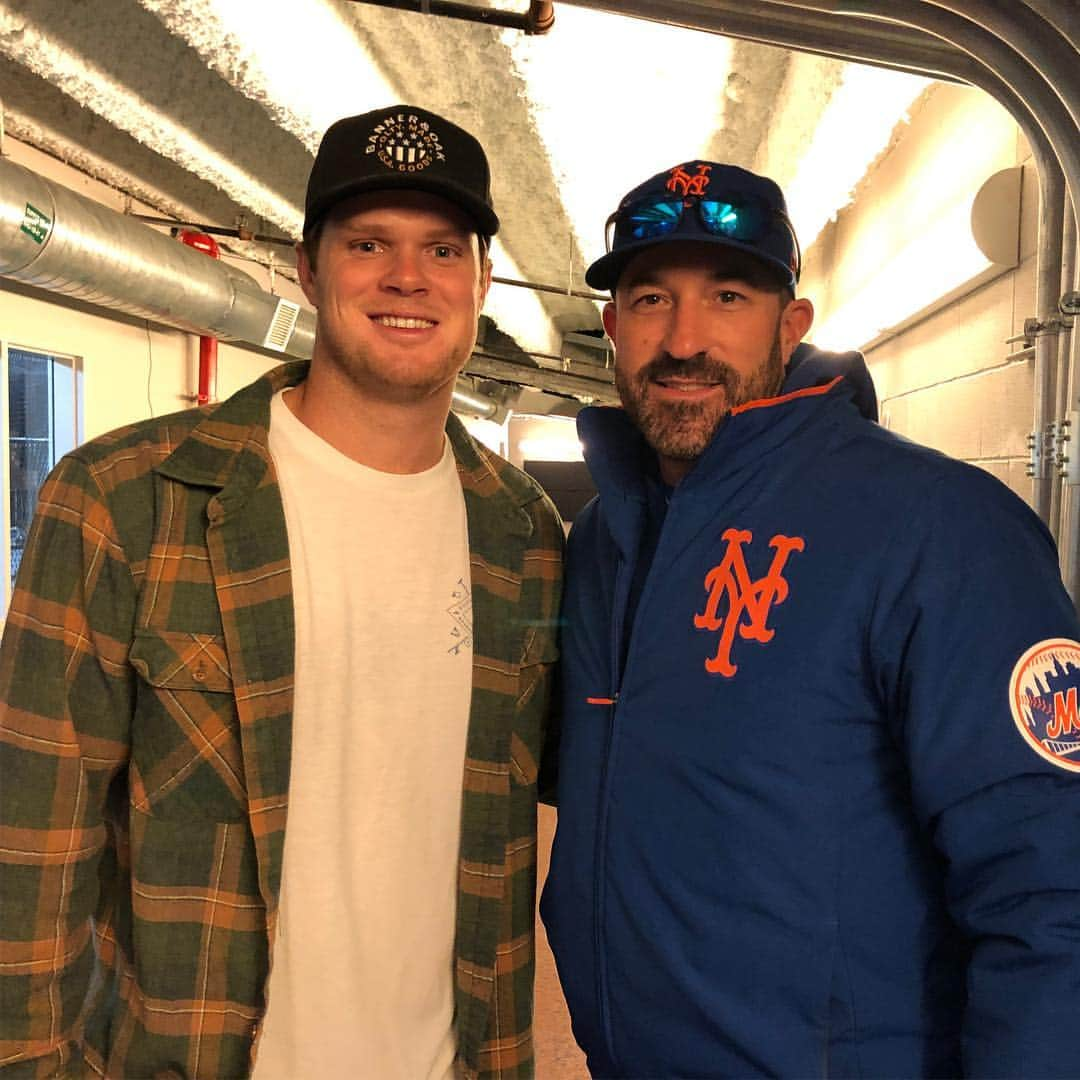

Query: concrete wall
[799,82,1038,505]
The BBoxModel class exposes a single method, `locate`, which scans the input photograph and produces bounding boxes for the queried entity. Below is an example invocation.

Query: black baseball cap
[303,106,499,238]
[586,160,800,291]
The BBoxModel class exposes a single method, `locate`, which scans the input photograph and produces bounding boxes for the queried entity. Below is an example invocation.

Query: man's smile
[650,374,727,401]
[370,314,438,330]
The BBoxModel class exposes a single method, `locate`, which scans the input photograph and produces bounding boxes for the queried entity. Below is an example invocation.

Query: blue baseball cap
[586,160,800,292]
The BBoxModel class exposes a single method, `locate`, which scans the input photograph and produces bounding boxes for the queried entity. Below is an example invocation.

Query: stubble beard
[320,330,471,407]
[615,329,785,464]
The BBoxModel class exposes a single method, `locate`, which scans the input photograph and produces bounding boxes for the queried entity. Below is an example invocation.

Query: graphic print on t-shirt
[448,576,472,656]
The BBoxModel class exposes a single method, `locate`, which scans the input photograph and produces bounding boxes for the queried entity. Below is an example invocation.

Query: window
[2,345,83,618]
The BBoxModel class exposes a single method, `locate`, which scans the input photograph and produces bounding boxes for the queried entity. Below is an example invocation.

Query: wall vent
[263,299,301,352]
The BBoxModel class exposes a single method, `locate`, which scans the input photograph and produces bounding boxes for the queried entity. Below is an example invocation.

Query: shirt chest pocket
[128,629,247,821]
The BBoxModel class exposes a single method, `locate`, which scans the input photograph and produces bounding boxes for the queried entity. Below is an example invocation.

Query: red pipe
[178,230,221,406]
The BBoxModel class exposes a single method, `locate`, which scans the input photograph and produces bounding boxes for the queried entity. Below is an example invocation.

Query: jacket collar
[155,360,307,493]
[579,346,872,506]
[448,410,539,541]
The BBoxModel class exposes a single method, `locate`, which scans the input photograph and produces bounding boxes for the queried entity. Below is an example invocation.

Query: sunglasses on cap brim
[604,194,801,282]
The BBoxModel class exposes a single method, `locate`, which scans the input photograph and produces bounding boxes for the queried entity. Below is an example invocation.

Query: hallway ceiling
[0,0,933,362]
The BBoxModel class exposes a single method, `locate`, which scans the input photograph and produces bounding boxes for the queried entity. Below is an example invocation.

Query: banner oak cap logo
[1009,637,1080,772]
[693,527,804,677]
[365,112,446,174]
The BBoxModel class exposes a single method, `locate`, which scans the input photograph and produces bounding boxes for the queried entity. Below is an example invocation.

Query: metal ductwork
[0,157,501,418]
[0,156,311,356]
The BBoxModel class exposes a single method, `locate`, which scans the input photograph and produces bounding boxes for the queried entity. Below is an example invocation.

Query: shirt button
[193,664,207,682]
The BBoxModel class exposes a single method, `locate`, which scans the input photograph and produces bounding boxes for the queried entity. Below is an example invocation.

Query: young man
[0,107,562,1079]
[541,160,1080,1077]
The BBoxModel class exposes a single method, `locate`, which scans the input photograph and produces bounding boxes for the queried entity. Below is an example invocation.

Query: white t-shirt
[253,390,472,1080]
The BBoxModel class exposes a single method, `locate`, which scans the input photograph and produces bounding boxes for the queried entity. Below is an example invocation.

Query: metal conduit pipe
[1021,0,1080,53]
[568,1,1075,272]
[603,0,1079,231]
[1033,173,1067,522]
[760,1,1080,219]
[752,3,1078,209]
[559,0,973,80]
[1065,228,1080,596]
[565,1,1076,257]
[925,0,1080,130]
[1051,204,1076,546]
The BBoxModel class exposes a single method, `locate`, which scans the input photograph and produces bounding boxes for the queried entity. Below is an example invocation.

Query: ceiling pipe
[1060,216,1080,597]
[493,273,607,303]
[129,214,293,248]
[126,214,610,303]
[346,0,555,34]
[1020,1,1079,53]
[753,1,1079,217]
[1031,166,1067,524]
[178,230,222,407]
[1050,204,1076,543]
[558,0,973,81]
[922,0,1080,130]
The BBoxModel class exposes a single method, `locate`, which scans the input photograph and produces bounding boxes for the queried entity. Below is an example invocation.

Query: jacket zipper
[593,550,633,1071]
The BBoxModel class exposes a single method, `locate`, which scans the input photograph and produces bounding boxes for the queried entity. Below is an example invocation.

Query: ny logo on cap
[666,163,712,197]
[366,113,447,174]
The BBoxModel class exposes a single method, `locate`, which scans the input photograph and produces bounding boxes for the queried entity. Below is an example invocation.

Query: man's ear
[601,300,618,342]
[780,297,814,359]
[296,242,318,308]
[479,251,493,304]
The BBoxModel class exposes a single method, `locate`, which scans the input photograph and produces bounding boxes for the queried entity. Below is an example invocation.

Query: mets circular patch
[1010,638,1080,772]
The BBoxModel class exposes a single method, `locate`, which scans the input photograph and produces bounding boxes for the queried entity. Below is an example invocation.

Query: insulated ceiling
[0,0,933,359]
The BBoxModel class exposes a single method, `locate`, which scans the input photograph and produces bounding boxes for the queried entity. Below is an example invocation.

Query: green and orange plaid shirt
[0,361,563,1079]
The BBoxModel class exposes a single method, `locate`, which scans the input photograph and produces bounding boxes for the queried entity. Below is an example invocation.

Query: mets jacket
[0,361,563,1079]
[541,345,1080,1078]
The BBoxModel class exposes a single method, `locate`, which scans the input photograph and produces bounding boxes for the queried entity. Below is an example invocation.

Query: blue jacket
[541,344,1080,1078]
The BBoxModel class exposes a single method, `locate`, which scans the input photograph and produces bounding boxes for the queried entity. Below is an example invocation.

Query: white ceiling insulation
[0,0,931,361]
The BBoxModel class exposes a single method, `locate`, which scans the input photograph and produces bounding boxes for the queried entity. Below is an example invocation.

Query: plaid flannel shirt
[0,361,563,1079]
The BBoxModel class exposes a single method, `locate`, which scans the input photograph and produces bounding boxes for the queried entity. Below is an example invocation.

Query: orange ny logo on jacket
[693,528,805,676]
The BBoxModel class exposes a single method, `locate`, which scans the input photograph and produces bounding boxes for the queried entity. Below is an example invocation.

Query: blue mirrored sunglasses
[604,194,800,280]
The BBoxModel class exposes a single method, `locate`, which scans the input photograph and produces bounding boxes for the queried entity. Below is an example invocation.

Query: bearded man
[540,160,1080,1079]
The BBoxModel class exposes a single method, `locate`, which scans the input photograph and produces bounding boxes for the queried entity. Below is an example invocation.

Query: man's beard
[320,332,468,407]
[615,329,785,464]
